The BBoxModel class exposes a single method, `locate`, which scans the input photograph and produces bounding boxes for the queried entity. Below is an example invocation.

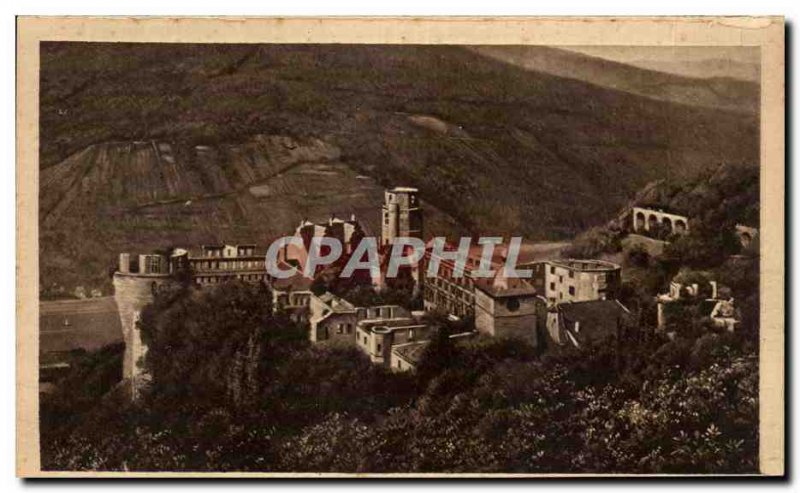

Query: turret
[381,186,423,246]
[113,251,178,400]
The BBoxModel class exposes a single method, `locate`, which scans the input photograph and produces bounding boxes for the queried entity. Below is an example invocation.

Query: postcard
[16,16,785,477]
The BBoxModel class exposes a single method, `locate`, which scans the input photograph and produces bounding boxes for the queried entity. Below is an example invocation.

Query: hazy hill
[39,43,759,296]
[471,46,759,114]
[625,58,760,84]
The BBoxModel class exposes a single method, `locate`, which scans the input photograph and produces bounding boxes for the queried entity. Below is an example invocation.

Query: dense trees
[278,336,757,474]
[40,160,761,474]
[41,277,758,473]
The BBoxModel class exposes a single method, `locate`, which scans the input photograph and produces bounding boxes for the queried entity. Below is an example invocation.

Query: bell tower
[381,187,423,246]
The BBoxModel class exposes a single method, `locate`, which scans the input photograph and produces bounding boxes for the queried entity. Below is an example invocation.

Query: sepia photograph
[15,16,785,477]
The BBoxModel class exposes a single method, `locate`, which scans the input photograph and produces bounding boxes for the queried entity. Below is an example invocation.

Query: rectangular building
[524,259,621,305]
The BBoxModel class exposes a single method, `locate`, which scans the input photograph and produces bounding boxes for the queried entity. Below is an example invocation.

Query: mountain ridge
[470,46,759,114]
[39,43,759,297]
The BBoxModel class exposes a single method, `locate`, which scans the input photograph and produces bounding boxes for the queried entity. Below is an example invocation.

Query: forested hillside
[39,43,759,297]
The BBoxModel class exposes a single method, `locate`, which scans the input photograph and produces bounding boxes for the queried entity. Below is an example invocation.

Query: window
[568,270,574,279]
[336,324,344,334]
[363,336,367,345]
[550,282,555,291]
[377,343,382,352]
[550,266,555,274]
[507,297,520,312]
[568,286,575,296]
[559,276,563,283]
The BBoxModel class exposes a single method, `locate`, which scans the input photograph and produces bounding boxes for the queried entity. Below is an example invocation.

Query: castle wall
[113,271,175,400]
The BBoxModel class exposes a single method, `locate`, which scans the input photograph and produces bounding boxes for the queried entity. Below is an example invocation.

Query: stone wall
[113,271,176,400]
[474,289,539,345]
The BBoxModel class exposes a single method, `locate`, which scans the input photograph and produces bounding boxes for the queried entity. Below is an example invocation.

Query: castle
[113,185,628,398]
[113,245,270,399]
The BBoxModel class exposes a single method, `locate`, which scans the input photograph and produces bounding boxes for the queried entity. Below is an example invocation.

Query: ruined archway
[648,214,659,231]
[661,217,673,234]
[674,219,687,234]
[635,212,646,231]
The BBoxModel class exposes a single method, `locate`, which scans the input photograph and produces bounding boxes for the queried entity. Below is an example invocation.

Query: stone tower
[113,252,180,400]
[381,187,423,246]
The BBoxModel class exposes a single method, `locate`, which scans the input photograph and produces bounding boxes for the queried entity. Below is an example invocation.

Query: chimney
[350,213,356,222]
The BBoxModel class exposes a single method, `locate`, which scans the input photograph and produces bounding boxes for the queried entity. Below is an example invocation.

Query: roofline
[534,258,621,272]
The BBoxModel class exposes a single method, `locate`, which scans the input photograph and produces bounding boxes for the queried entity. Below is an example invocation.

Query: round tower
[113,253,177,400]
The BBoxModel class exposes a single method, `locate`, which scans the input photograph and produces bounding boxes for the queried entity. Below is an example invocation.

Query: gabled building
[309,291,358,343]
[296,214,363,254]
[269,270,314,322]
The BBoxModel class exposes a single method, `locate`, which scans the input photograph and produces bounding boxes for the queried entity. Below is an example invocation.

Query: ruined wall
[311,312,358,344]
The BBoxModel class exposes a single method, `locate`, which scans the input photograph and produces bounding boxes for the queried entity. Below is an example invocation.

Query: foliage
[277,337,757,474]
[563,225,624,259]
[40,343,124,441]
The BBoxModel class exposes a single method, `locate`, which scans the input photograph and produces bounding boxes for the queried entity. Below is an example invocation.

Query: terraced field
[39,135,463,298]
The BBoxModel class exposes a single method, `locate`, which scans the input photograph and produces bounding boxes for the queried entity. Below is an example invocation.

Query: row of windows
[276,294,310,306]
[195,273,265,285]
[425,282,473,305]
[192,260,263,271]
[427,275,474,294]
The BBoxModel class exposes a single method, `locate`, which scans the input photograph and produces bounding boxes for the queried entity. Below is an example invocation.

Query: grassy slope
[39,43,759,296]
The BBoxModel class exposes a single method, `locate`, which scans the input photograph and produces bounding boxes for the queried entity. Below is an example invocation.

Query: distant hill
[471,46,759,114]
[624,58,760,84]
[39,43,759,297]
